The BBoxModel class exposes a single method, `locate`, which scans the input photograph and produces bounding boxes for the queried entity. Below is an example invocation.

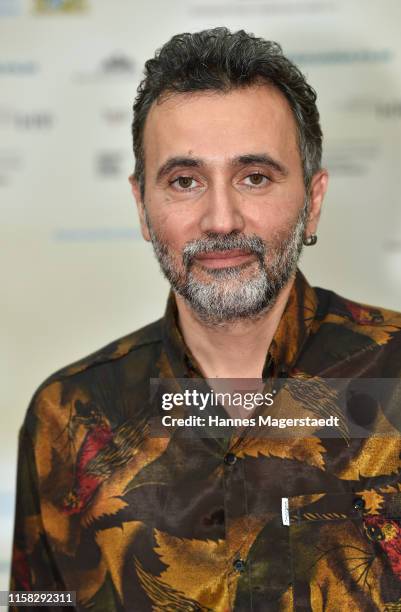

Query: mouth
[193,249,256,269]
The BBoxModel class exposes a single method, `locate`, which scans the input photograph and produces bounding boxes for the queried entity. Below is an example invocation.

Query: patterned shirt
[9,269,401,611]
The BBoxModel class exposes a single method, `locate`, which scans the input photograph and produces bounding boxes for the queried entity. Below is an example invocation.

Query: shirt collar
[267,268,318,376]
[161,268,318,379]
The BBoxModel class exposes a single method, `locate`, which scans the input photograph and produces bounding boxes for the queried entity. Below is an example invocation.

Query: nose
[199,181,245,235]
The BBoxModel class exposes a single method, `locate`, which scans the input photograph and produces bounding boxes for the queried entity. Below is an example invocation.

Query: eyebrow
[156,157,201,183]
[155,153,288,183]
[233,154,288,176]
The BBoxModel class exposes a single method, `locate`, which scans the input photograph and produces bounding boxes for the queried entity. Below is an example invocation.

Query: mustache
[182,233,266,267]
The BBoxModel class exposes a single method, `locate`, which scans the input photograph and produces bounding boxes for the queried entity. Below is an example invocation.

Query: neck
[174,276,295,379]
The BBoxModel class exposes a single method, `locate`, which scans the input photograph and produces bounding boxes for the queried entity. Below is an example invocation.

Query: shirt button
[352,497,365,512]
[233,558,246,573]
[224,452,237,465]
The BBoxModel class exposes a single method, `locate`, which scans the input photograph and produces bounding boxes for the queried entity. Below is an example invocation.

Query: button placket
[224,452,237,466]
[223,453,253,609]
[233,558,246,573]
[352,497,365,514]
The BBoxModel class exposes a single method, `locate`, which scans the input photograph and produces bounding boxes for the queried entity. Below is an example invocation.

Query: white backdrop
[1,0,401,588]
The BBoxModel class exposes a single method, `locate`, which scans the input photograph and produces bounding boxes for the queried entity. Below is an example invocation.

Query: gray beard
[146,202,308,326]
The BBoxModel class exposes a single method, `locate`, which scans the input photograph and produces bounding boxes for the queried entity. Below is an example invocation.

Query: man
[10,27,401,611]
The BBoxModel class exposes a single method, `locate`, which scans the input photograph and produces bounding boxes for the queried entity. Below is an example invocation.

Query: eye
[242,173,270,188]
[170,176,199,191]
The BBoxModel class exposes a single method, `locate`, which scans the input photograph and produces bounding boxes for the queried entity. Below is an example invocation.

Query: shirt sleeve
[9,423,65,597]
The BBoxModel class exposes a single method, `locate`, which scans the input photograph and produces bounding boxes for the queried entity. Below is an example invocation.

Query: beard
[145,202,308,326]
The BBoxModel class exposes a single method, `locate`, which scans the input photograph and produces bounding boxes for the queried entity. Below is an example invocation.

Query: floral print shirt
[9,269,401,611]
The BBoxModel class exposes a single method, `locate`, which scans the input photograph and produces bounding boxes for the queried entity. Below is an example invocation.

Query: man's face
[132,84,327,324]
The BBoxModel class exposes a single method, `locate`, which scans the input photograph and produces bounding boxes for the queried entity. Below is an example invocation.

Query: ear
[128,174,151,242]
[305,169,329,236]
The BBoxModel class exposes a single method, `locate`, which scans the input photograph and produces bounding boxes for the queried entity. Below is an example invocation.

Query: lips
[194,249,255,269]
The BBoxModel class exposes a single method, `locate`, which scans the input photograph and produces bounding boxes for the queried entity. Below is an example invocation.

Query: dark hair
[132,27,322,198]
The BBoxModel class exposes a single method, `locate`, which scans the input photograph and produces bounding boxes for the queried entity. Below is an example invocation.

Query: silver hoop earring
[303,234,317,246]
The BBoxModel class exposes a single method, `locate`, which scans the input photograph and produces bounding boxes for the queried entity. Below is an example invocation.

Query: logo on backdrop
[289,49,392,66]
[322,140,380,178]
[189,0,338,17]
[0,62,38,76]
[33,0,87,13]
[100,54,135,76]
[0,108,54,130]
[95,151,127,178]
[0,0,22,16]
[342,97,401,119]
[101,108,131,127]
[0,150,22,188]
[73,53,136,83]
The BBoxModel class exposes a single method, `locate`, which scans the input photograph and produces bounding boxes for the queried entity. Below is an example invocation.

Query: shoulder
[311,284,401,360]
[23,316,164,433]
[296,283,401,375]
[39,315,164,385]
[314,285,401,331]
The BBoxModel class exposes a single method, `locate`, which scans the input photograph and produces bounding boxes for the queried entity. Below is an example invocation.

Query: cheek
[242,182,305,229]
[149,211,192,256]
[247,204,300,240]
[147,198,199,247]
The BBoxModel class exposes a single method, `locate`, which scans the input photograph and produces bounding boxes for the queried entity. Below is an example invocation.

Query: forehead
[142,84,300,169]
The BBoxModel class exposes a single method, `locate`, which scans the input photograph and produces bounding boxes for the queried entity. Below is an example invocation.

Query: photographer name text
[161,415,340,428]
